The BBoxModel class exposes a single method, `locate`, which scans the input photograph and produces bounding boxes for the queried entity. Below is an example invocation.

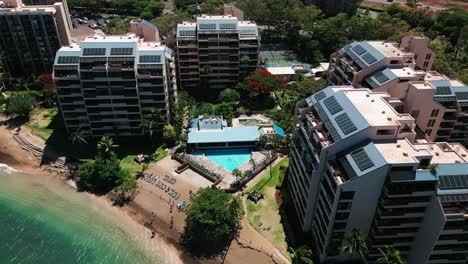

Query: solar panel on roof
[323,96,343,115]
[436,86,452,95]
[315,104,328,121]
[362,53,377,65]
[439,175,468,190]
[434,96,456,102]
[455,92,468,100]
[315,91,326,101]
[374,72,389,84]
[351,148,375,171]
[352,44,367,55]
[440,193,468,202]
[335,113,357,135]
[324,120,341,142]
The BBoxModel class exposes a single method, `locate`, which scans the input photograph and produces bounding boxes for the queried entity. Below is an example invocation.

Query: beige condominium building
[54,20,176,137]
[0,0,71,76]
[175,14,259,90]
[328,35,434,87]
[289,86,468,263]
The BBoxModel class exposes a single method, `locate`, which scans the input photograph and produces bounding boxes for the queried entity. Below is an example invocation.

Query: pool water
[194,148,252,172]
[239,119,260,126]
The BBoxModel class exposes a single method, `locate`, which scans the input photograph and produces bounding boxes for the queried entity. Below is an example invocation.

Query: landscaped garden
[26,107,58,140]
[244,157,289,255]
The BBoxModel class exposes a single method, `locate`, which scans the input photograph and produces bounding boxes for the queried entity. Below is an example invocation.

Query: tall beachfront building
[289,86,468,263]
[328,35,434,87]
[0,0,71,77]
[175,15,259,90]
[327,35,468,146]
[53,20,176,137]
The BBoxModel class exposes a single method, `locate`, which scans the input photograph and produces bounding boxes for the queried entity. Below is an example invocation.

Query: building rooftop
[305,86,415,142]
[367,41,411,58]
[188,115,262,144]
[266,67,295,75]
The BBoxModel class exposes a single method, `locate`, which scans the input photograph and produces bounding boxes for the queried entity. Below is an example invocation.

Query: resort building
[289,86,468,263]
[403,73,468,144]
[187,115,261,149]
[328,35,434,87]
[0,0,72,77]
[54,20,176,137]
[175,15,260,90]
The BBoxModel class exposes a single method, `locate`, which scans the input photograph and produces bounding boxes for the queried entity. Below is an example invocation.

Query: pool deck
[185,151,267,188]
[232,114,273,127]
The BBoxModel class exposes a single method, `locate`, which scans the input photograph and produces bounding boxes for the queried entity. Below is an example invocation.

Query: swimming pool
[194,148,252,172]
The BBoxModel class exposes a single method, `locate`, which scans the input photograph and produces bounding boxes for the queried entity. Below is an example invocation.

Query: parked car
[88,24,99,29]
[77,18,87,24]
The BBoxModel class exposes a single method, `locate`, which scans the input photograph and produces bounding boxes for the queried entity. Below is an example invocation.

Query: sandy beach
[0,118,289,264]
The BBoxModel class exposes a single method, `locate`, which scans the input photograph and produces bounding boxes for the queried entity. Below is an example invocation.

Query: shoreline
[0,124,194,264]
[0,121,290,264]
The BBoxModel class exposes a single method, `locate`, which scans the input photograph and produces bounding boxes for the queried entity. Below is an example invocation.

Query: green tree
[78,151,128,193]
[70,128,88,145]
[151,13,189,37]
[103,19,129,35]
[5,93,36,117]
[377,246,405,264]
[162,124,176,145]
[218,88,240,103]
[340,229,368,260]
[114,175,139,204]
[290,246,314,264]
[181,187,243,257]
[97,136,119,154]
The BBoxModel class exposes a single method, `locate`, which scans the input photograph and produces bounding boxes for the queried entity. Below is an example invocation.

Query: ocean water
[0,165,163,264]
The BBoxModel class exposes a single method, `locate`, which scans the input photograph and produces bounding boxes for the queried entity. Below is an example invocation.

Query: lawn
[119,145,168,174]
[26,107,58,140]
[244,157,290,256]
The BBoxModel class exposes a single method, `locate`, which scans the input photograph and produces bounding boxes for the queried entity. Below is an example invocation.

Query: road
[364,0,446,11]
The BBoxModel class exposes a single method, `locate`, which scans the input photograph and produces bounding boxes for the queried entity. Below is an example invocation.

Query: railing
[172,153,222,182]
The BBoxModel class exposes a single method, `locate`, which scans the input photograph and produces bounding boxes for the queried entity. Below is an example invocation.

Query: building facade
[288,86,468,263]
[328,35,434,87]
[54,28,175,137]
[0,0,71,77]
[175,15,259,90]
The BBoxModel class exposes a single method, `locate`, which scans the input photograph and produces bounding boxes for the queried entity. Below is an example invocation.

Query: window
[219,23,236,29]
[57,56,79,64]
[423,61,429,68]
[83,48,106,56]
[427,119,435,127]
[431,109,439,117]
[139,55,161,63]
[390,60,400,64]
[377,129,395,135]
[410,110,420,119]
[239,29,257,35]
[425,129,432,136]
[179,30,195,36]
[199,23,216,30]
[110,48,133,55]
[425,53,432,60]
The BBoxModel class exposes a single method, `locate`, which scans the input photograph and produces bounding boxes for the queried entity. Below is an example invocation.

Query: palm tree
[340,228,368,260]
[97,136,118,154]
[290,246,314,264]
[69,128,88,145]
[377,246,405,264]
[140,119,156,141]
[249,158,256,170]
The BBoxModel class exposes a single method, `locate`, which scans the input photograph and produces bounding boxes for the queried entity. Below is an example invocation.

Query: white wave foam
[0,163,21,174]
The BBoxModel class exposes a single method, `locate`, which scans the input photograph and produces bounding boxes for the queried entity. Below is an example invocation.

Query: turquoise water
[0,167,163,264]
[194,148,252,172]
